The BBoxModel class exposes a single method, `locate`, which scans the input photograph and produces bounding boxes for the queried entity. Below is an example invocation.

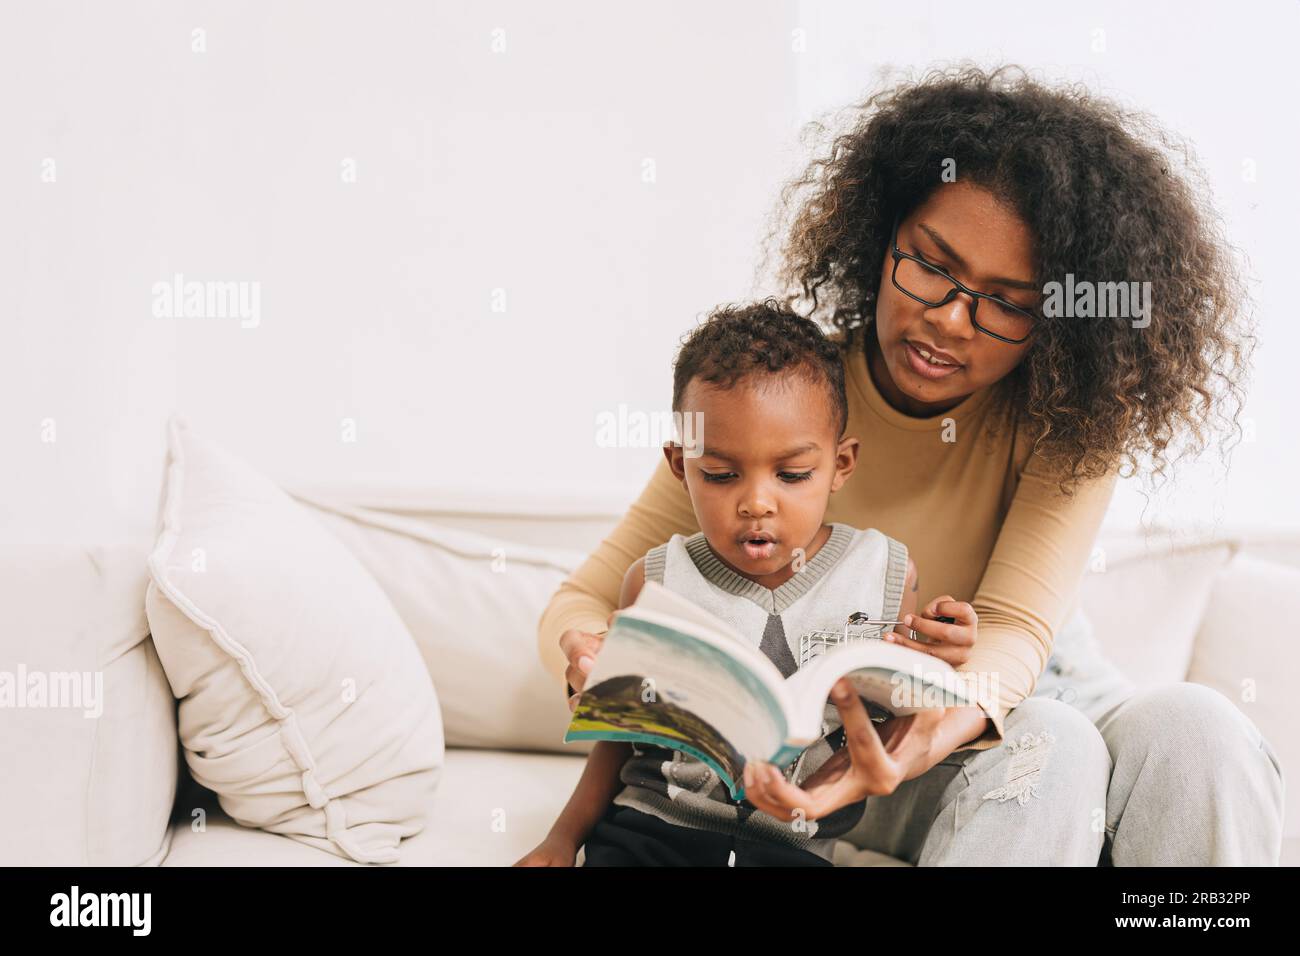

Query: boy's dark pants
[580,804,832,867]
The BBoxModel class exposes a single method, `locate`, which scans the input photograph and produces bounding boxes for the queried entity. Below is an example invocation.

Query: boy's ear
[663,441,687,481]
[829,435,860,492]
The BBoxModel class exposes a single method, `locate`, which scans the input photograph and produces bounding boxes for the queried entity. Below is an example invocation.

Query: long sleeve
[536,411,1121,753]
[951,453,1121,752]
[536,453,700,688]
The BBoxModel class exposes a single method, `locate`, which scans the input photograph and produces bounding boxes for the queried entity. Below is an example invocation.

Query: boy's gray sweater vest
[611,522,909,862]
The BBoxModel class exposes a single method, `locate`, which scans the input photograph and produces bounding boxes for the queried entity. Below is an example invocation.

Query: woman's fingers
[743,760,817,820]
[892,628,969,661]
[887,627,940,655]
[894,624,956,660]
[747,755,875,821]
[742,761,773,809]
[564,660,595,697]
[559,627,605,694]
[923,596,977,632]
[560,627,605,666]
[892,622,972,664]
[899,641,970,665]
[741,680,905,820]
[562,613,617,707]
[796,744,851,790]
[884,597,978,664]
[903,612,975,646]
[829,678,897,796]
[933,597,975,623]
[904,616,965,644]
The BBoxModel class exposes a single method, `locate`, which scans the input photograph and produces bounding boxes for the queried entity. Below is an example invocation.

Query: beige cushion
[288,494,593,755]
[160,748,907,866]
[144,418,444,863]
[0,540,176,865]
[163,748,585,866]
[1080,535,1231,686]
[1187,552,1300,842]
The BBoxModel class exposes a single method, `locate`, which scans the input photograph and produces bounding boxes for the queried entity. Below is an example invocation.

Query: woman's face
[872,181,1039,416]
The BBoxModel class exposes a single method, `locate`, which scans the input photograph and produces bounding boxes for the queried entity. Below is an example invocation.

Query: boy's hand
[513,833,579,867]
[888,595,976,667]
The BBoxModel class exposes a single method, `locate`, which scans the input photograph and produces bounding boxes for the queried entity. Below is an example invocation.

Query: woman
[539,65,1284,865]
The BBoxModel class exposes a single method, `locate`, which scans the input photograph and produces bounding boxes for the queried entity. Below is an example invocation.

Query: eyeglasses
[889,214,1037,345]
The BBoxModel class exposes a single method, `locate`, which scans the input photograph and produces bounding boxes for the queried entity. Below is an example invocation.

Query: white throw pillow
[0,539,177,865]
[290,494,595,755]
[144,418,443,863]
[1080,536,1231,687]
[1187,552,1299,842]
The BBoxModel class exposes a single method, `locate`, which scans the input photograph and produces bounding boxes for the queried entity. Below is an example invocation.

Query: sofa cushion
[0,539,176,865]
[289,494,593,755]
[162,748,585,866]
[144,418,444,863]
[1079,535,1232,687]
[1187,552,1300,846]
[159,748,911,866]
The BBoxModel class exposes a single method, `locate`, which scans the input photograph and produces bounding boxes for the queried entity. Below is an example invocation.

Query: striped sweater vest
[610,522,909,862]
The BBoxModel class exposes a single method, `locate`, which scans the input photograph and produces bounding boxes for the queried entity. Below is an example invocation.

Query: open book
[563,580,981,801]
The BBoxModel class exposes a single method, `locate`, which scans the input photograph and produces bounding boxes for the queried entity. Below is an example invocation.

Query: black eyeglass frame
[889,214,1037,345]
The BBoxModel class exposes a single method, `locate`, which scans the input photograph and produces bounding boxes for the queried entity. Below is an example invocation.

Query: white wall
[790,0,1300,535]
[2,0,1294,548]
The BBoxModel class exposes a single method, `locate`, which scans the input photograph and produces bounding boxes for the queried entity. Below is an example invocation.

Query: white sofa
[2,480,1294,866]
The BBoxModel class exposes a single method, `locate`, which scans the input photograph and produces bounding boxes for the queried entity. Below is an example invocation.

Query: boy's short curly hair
[765,63,1254,496]
[672,298,848,440]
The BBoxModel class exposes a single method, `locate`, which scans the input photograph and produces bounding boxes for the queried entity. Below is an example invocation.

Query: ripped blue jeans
[842,605,1286,865]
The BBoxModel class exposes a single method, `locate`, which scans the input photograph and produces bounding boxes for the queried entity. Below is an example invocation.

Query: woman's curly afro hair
[766,63,1255,496]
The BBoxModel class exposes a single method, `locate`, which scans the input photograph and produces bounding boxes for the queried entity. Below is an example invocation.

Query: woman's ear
[829,435,860,492]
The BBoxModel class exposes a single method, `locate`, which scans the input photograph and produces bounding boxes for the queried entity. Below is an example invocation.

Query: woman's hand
[740,678,948,823]
[560,609,617,711]
[513,832,578,867]
[886,595,977,667]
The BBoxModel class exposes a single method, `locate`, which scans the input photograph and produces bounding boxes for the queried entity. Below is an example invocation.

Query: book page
[782,639,977,739]
[563,587,792,798]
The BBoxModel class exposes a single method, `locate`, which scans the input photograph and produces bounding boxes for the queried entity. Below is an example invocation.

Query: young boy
[516,299,966,866]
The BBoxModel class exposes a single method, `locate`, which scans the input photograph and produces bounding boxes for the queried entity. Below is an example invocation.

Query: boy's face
[665,373,859,589]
